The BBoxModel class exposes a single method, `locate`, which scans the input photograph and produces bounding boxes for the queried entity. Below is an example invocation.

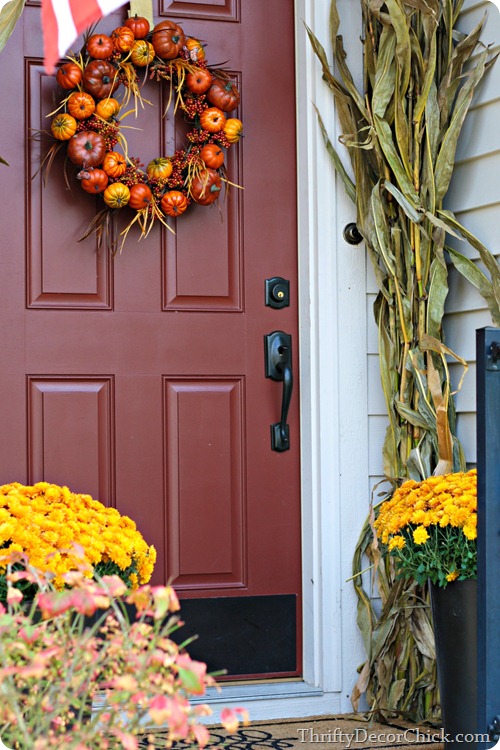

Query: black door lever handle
[264,332,293,452]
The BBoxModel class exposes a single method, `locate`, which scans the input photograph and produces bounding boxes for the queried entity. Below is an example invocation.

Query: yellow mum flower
[413,526,429,545]
[388,535,406,551]
[446,571,459,582]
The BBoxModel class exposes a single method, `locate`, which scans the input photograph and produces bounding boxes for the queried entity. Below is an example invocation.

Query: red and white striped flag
[42,0,130,73]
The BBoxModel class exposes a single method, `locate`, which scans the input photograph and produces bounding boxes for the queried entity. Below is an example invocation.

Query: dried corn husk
[309,0,498,721]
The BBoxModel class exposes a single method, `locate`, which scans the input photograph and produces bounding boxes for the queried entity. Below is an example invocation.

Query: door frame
[199,0,369,721]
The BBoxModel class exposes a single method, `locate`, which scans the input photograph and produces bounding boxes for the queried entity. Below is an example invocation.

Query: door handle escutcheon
[264,331,293,451]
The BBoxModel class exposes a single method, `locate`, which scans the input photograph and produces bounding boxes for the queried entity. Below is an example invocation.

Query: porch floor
[140,714,444,748]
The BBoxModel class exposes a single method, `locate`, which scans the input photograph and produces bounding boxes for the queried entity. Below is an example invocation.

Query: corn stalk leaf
[313,104,356,204]
[0,0,24,53]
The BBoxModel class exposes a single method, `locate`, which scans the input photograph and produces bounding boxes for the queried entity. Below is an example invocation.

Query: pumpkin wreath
[45,15,243,253]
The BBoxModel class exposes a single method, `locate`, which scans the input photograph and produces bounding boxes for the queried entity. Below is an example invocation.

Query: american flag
[41,0,130,73]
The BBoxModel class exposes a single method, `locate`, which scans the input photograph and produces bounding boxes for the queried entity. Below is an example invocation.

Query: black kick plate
[171,594,297,677]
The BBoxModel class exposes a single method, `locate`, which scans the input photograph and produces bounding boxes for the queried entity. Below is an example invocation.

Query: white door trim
[199,0,370,722]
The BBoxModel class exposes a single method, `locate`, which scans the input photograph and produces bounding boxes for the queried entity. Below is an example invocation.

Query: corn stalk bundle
[308,0,499,722]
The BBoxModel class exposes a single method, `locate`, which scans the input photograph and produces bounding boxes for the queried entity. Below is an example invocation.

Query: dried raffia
[308,0,498,722]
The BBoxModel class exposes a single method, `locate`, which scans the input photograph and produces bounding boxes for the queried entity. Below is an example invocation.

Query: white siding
[445,0,500,464]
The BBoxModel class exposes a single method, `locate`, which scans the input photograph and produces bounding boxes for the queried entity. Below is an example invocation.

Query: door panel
[0,0,301,679]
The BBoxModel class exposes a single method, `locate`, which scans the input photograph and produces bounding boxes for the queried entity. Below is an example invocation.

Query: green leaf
[0,156,8,166]
[439,210,500,325]
[426,253,449,339]
[0,0,25,53]
[373,114,420,203]
[435,48,490,202]
[383,179,422,223]
[413,29,437,124]
[372,27,396,118]
[385,0,411,96]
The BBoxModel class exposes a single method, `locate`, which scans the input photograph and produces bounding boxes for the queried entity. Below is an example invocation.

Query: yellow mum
[0,481,156,589]
[413,526,429,545]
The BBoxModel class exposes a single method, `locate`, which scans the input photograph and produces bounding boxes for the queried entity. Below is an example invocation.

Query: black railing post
[476,327,500,749]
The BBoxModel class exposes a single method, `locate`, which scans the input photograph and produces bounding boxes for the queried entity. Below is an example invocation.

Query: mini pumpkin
[161,190,189,216]
[80,168,109,194]
[102,151,127,178]
[111,26,135,53]
[200,144,224,169]
[131,40,155,67]
[51,113,78,141]
[83,60,120,100]
[128,183,153,210]
[224,118,243,143]
[206,78,240,112]
[103,182,130,209]
[151,20,186,60]
[96,97,120,120]
[67,131,106,167]
[86,33,114,60]
[199,107,226,133]
[56,62,82,90]
[124,15,150,39]
[190,169,222,206]
[185,68,212,95]
[146,157,173,180]
[67,91,96,120]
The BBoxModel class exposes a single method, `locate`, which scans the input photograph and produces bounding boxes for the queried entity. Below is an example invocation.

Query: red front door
[0,0,301,679]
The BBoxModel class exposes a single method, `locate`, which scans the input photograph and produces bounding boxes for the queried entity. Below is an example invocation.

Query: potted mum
[0,481,157,601]
[374,469,477,748]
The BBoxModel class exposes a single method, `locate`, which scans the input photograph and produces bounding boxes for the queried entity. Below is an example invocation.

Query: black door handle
[264,331,293,452]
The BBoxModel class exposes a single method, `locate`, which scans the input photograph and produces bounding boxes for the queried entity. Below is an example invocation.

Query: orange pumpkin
[200,144,224,169]
[86,33,114,60]
[124,15,150,39]
[67,91,96,120]
[96,97,120,120]
[128,183,153,210]
[51,113,77,141]
[185,68,212,95]
[102,151,127,178]
[206,78,240,112]
[80,168,109,194]
[146,157,173,180]
[190,169,221,205]
[56,62,82,90]
[130,40,155,67]
[67,131,106,167]
[151,20,186,60]
[161,190,189,217]
[103,182,130,208]
[199,107,226,133]
[224,118,243,143]
[111,26,135,53]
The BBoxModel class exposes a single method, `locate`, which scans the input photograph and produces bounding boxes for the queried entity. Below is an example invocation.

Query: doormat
[138,715,445,749]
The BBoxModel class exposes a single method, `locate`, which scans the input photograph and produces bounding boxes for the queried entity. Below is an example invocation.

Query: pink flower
[220,707,250,733]
[192,723,210,747]
[6,587,24,606]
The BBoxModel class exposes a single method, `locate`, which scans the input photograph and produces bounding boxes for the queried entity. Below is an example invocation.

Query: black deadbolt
[265,277,290,309]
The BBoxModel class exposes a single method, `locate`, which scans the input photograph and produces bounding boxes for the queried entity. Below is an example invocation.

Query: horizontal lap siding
[445,0,500,464]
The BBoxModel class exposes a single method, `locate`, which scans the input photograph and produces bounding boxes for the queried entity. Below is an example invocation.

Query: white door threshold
[193,680,343,723]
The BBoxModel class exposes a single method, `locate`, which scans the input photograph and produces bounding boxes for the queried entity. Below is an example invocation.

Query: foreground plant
[0,556,248,749]
[308,0,498,721]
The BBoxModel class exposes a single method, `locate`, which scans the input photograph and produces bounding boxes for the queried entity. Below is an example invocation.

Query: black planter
[429,579,477,748]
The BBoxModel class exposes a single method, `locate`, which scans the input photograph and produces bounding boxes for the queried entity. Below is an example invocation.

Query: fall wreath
[46,15,243,252]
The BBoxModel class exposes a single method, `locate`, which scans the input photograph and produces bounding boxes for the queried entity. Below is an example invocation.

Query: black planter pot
[429,579,477,748]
